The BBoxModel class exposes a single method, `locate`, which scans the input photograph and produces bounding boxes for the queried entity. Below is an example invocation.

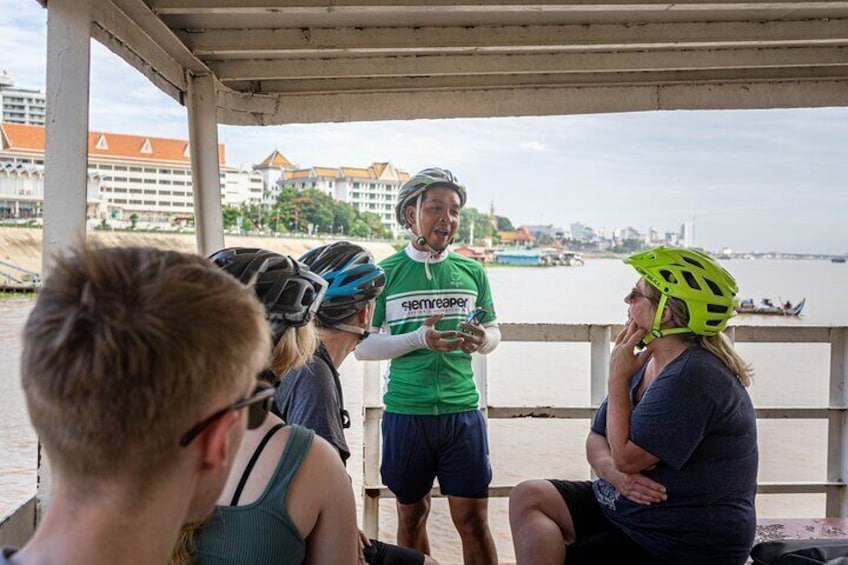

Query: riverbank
[0,227,398,275]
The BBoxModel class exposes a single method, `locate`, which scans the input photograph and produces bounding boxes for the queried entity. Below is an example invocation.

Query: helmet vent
[659,269,678,284]
[706,319,722,327]
[682,271,701,291]
[704,279,724,297]
[707,304,730,314]
[340,273,360,287]
[683,256,705,269]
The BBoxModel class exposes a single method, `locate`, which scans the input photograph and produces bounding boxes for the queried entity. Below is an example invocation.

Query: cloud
[518,141,551,152]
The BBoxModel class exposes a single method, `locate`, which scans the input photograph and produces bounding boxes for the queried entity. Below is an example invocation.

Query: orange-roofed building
[0,122,263,227]
[264,158,410,236]
[498,227,535,246]
[453,246,490,263]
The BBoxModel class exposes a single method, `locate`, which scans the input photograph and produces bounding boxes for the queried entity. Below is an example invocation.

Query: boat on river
[736,297,805,316]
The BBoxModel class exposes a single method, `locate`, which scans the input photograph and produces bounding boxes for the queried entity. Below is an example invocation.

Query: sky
[2,1,847,255]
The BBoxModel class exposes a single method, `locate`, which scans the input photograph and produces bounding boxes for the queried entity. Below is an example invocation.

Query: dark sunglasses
[625,288,652,303]
[179,380,276,447]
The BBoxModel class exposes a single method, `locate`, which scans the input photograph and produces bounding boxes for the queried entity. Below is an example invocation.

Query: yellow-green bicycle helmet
[625,246,738,341]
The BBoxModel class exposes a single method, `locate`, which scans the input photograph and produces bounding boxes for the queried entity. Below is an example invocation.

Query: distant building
[0,122,262,226]
[616,226,641,241]
[569,222,596,243]
[0,160,104,221]
[257,150,409,236]
[453,246,489,263]
[0,71,46,126]
[254,149,295,200]
[523,224,566,241]
[682,219,695,248]
[498,226,534,246]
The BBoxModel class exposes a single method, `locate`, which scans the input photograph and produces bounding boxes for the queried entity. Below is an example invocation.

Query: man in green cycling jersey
[356,168,501,565]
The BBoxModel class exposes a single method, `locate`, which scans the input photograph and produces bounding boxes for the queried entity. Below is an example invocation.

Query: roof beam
[109,0,209,73]
[217,77,848,125]
[222,66,848,94]
[149,0,848,12]
[179,20,848,56]
[90,1,188,102]
[208,45,848,81]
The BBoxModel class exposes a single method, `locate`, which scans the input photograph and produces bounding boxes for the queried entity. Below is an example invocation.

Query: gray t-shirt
[274,343,351,464]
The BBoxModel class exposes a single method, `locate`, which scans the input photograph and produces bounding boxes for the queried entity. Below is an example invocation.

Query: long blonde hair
[646,283,753,387]
[271,324,318,378]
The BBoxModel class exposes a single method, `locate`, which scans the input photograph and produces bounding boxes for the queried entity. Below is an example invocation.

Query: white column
[42,0,93,521]
[186,72,224,255]
[44,0,91,274]
[362,360,382,538]
[827,328,848,516]
[589,325,611,406]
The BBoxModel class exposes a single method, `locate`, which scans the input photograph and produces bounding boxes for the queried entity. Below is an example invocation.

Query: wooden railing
[361,324,848,536]
[3,323,846,549]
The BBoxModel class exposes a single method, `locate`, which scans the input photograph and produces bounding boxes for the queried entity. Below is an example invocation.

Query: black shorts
[363,539,425,565]
[548,480,669,565]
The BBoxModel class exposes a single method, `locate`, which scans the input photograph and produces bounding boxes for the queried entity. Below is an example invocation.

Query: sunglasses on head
[179,379,276,447]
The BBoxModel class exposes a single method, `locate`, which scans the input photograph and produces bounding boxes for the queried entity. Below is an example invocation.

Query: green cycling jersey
[371,245,497,415]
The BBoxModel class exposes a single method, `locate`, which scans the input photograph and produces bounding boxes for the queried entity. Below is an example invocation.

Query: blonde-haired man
[2,246,272,565]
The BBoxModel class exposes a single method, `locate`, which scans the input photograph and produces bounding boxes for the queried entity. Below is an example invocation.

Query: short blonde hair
[22,245,271,483]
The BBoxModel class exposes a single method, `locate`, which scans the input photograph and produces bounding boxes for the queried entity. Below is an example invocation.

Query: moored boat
[736,297,805,316]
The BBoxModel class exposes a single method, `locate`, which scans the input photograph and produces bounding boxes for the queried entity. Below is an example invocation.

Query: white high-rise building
[682,219,695,248]
[0,71,46,126]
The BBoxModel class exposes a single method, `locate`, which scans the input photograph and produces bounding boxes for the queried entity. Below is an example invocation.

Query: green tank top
[194,424,315,565]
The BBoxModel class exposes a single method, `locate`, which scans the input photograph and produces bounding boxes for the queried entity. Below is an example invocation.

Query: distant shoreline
[0,226,399,275]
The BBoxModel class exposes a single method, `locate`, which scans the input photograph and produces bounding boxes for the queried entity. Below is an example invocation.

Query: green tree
[333,202,357,236]
[609,238,644,254]
[458,207,498,245]
[349,218,371,238]
[129,213,139,230]
[496,215,514,231]
[360,211,389,239]
[222,205,241,230]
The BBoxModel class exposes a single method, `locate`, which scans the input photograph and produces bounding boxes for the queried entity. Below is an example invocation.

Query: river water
[2,258,846,562]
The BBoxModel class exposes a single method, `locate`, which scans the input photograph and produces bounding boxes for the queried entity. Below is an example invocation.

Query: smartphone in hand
[460,307,486,333]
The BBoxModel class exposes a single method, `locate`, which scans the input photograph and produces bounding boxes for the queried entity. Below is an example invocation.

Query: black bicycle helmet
[209,248,327,340]
[299,241,385,326]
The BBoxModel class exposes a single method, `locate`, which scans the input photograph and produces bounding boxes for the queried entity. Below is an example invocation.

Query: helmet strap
[641,294,694,346]
[409,193,445,280]
[334,322,369,343]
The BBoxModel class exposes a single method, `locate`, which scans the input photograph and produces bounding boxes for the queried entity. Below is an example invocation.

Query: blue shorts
[381,411,492,504]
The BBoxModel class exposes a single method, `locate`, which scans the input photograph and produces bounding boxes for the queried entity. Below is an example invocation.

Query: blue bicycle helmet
[209,248,327,340]
[299,241,385,326]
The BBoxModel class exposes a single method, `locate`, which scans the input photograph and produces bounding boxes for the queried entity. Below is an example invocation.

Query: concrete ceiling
[51,1,848,125]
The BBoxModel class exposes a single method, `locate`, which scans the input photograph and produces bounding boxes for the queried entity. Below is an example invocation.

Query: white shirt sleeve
[354,325,429,360]
[478,324,501,355]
